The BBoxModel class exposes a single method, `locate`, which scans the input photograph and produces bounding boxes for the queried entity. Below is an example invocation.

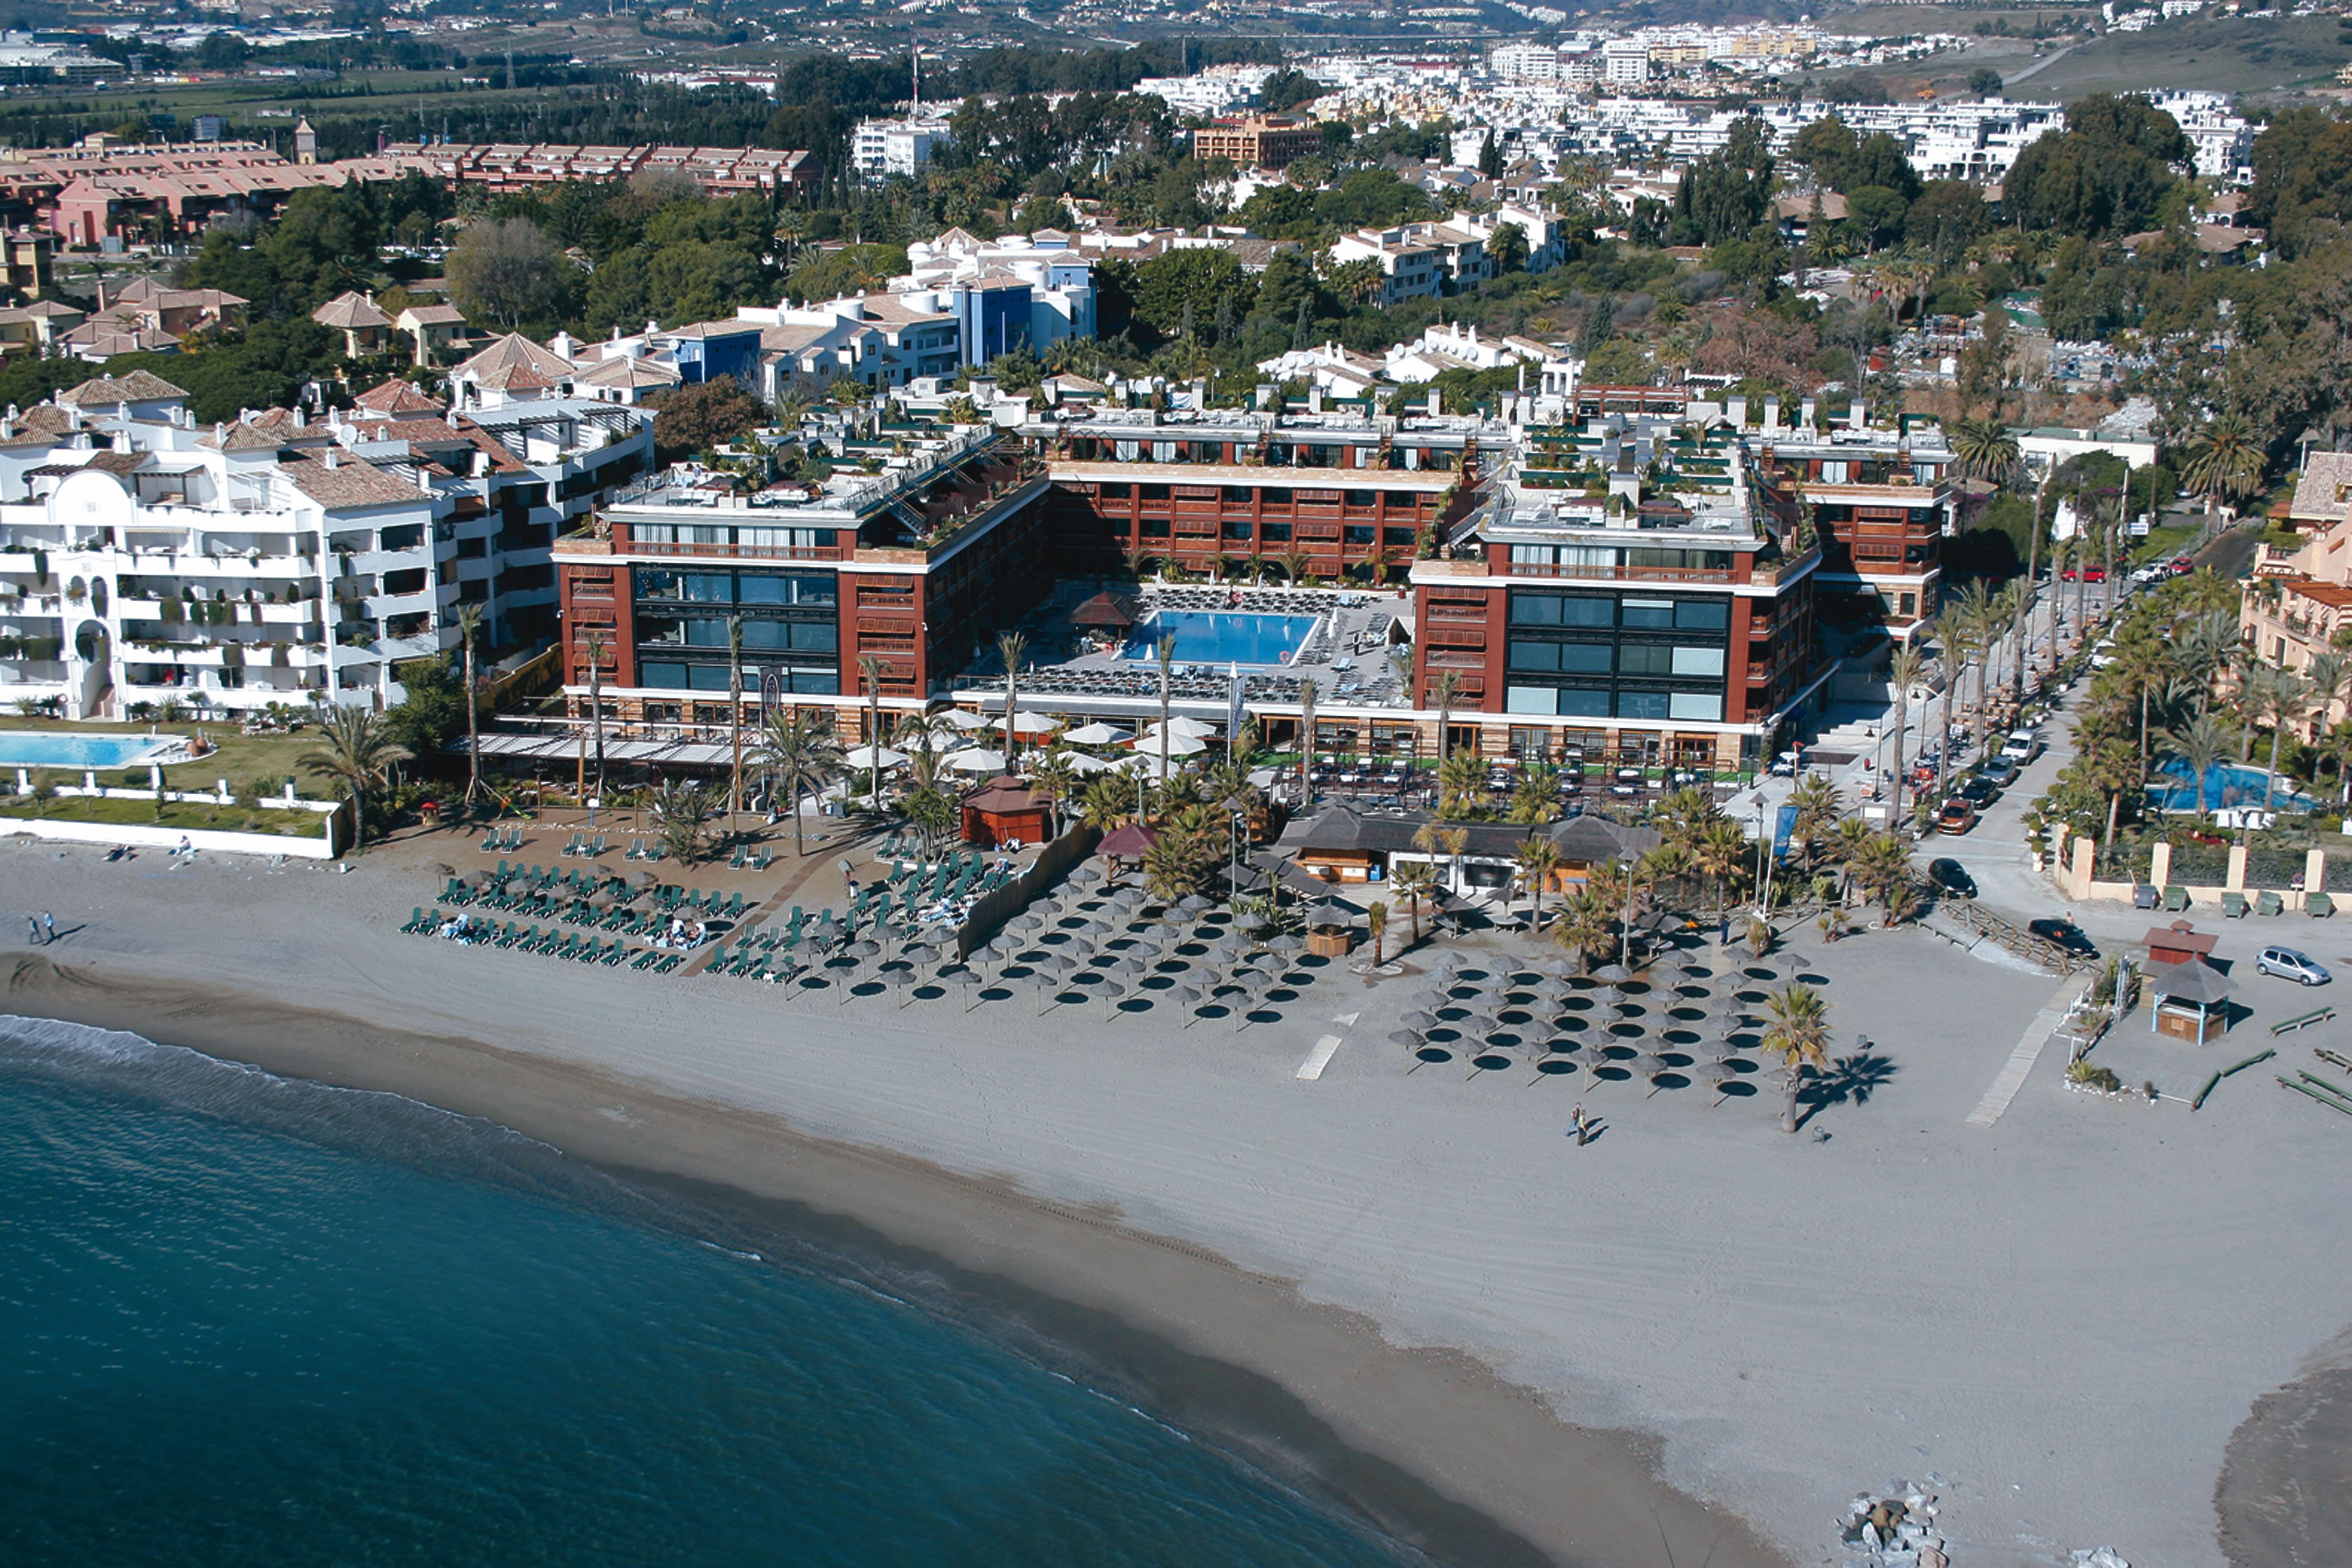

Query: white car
[1999,729,2041,763]
[2258,947,2332,986]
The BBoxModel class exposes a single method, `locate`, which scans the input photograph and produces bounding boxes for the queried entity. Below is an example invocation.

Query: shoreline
[1,953,1786,1568]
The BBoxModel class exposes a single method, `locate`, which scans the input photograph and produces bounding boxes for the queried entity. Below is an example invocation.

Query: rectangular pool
[0,731,179,770]
[1125,612,1319,668]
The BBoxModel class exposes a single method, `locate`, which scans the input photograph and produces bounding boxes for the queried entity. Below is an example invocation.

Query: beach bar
[960,778,1050,849]
[2148,958,2235,1044]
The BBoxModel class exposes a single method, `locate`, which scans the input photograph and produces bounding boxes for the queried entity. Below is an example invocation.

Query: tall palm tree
[2303,651,2348,744]
[2016,477,2049,705]
[727,613,745,828]
[998,630,1029,768]
[2180,411,2266,513]
[1887,643,1923,827]
[1550,886,1613,972]
[302,705,412,853]
[1367,899,1390,966]
[1514,836,1562,928]
[1763,981,1833,1134]
[1430,669,1463,765]
[1692,817,1749,938]
[857,653,887,805]
[2248,662,2306,816]
[1155,633,1177,785]
[1850,833,1915,921]
[583,628,608,799]
[2161,711,2234,818]
[747,708,842,857]
[456,603,485,810]
[650,778,718,866]
[1296,676,1317,804]
[1027,747,1082,837]
[1787,774,1845,878]
[1392,858,1440,947]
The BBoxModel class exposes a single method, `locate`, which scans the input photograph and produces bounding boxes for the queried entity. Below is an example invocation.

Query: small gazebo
[2148,958,2236,1045]
[960,778,1050,850]
[2143,921,2218,970]
[1097,820,1159,865]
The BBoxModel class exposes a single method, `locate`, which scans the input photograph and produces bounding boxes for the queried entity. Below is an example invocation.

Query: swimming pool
[2148,758,2317,814]
[0,731,179,771]
[1125,612,1320,668]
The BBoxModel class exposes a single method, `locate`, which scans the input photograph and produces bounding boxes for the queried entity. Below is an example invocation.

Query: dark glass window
[790,621,837,653]
[1259,522,1290,542]
[1674,599,1730,630]
[688,664,732,691]
[1558,687,1610,717]
[1346,490,1376,508]
[1343,525,1374,544]
[679,573,732,604]
[639,661,688,689]
[1384,527,1417,546]
[1141,484,1170,501]
[1560,597,1612,627]
[1509,594,1560,626]
[1264,488,1293,505]
[1620,644,1673,676]
[1617,690,1670,719]
[1621,599,1674,629]
[1558,642,1610,673]
[1508,640,1558,672]
[1222,486,1255,504]
[1099,482,1132,501]
[790,668,840,695]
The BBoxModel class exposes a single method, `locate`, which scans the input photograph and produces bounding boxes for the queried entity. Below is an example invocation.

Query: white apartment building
[851,118,954,184]
[1603,42,1651,85]
[1328,227,1446,304]
[0,369,652,720]
[1489,44,1561,82]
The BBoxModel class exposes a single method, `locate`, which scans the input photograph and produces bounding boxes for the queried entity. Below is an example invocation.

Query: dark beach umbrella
[1170,984,1203,1025]
[1389,1028,1424,1050]
[948,968,986,1011]
[1268,934,1303,954]
[1399,1010,1437,1031]
[431,861,458,881]
[1592,962,1631,985]
[1636,1051,1674,1096]
[1026,969,1061,1014]
[628,869,657,889]
[1708,1067,1741,1106]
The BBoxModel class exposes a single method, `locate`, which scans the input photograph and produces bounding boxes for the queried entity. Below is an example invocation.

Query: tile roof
[313,290,395,331]
[2289,452,2352,523]
[199,420,286,452]
[453,330,576,383]
[280,455,429,509]
[57,369,189,406]
[573,354,680,389]
[353,379,447,415]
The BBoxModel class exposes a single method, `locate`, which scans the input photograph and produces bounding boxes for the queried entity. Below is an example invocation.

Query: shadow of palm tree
[1793,1052,1899,1128]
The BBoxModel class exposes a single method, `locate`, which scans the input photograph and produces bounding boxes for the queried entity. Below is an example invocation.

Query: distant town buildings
[1189,116,1324,171]
[852,118,954,184]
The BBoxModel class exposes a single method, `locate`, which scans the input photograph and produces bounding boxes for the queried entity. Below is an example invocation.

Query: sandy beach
[6,833,2346,1566]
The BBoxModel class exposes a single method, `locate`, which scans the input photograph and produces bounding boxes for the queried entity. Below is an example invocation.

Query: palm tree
[2306,651,2349,743]
[1437,752,1486,819]
[2248,662,2307,816]
[1851,832,1914,921]
[1155,633,1177,785]
[1027,746,1082,837]
[1367,899,1390,966]
[1787,774,1845,878]
[2016,477,2050,705]
[747,708,842,857]
[456,603,485,810]
[857,653,887,806]
[1886,644,1922,827]
[302,705,411,854]
[1762,981,1833,1134]
[2111,636,2173,780]
[1514,837,1562,928]
[1550,886,1614,972]
[726,613,745,828]
[1430,669,1463,764]
[998,630,1029,768]
[1296,676,1317,804]
[1392,858,1440,947]
[1950,416,2021,486]
[2160,711,2234,818]
[2180,411,2266,513]
[583,628,608,798]
[1692,817,1749,938]
[650,778,718,865]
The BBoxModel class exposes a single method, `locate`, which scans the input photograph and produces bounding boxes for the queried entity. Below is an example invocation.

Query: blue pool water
[1127,612,1319,668]
[0,731,175,770]
[0,1016,1421,1568]
[2148,758,2318,814]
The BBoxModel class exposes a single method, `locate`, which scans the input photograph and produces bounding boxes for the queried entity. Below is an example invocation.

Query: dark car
[1978,757,2021,788]
[1958,776,2000,807]
[2028,918,2099,958]
[1927,858,1977,898]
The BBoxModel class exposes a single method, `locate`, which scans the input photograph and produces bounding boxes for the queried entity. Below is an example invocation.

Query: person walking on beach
[39,911,55,946]
[1571,1103,1588,1146]
[25,911,40,946]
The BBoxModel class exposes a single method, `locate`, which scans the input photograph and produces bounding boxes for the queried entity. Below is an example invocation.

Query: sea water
[0,1017,1418,1568]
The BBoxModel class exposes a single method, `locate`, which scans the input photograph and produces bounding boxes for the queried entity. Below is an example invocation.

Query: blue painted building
[661,322,765,387]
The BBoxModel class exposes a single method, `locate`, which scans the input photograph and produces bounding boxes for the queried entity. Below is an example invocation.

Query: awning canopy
[1071,591,1143,628]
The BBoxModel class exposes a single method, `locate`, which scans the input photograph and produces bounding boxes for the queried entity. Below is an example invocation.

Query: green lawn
[2131,524,2197,566]
[0,792,324,837]
[0,717,319,798]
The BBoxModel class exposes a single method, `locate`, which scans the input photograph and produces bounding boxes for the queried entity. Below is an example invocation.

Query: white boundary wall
[0,816,337,860]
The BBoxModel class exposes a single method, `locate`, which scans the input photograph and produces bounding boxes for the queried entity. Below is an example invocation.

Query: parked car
[2129,563,2165,584]
[1927,857,1977,897]
[2257,946,2332,986]
[1978,757,2021,787]
[1934,799,1978,834]
[1959,776,2000,807]
[1999,729,2041,764]
[2169,555,2196,576]
[2061,563,2108,583]
[1768,750,1802,777]
[2028,918,2099,958]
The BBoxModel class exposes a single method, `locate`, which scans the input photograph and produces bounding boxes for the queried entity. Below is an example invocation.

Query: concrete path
[1296,1010,1360,1080]
[1966,971,2096,1128]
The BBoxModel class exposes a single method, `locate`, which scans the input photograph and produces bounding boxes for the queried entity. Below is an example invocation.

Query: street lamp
[1223,792,1249,917]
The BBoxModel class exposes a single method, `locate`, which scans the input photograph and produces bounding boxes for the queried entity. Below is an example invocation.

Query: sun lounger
[728,845,748,870]
[750,847,773,871]
[588,835,607,858]
[479,829,500,852]
[402,906,428,934]
[559,832,581,857]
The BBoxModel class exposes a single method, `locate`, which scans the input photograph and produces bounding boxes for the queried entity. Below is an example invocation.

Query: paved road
[2192,518,2259,581]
